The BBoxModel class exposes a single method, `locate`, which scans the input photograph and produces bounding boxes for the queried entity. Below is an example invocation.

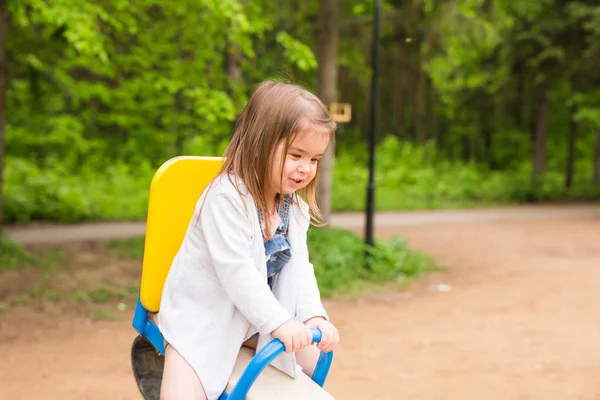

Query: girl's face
[270,129,330,200]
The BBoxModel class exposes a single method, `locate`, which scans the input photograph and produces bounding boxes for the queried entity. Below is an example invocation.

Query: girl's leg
[242,334,258,349]
[161,345,207,400]
[294,344,320,378]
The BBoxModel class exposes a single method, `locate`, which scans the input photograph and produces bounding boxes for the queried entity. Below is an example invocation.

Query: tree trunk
[427,78,437,151]
[481,106,494,169]
[226,0,245,110]
[316,0,339,224]
[594,127,600,188]
[532,82,549,187]
[226,46,243,87]
[564,104,577,190]
[438,116,449,159]
[513,62,525,129]
[226,0,244,90]
[415,58,427,148]
[394,42,405,136]
[174,91,185,154]
[0,0,7,234]
[460,134,470,161]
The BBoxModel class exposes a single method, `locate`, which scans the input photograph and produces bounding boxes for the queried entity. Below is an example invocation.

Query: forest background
[2,0,600,227]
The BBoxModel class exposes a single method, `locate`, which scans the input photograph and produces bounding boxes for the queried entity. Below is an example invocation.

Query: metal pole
[365,0,380,248]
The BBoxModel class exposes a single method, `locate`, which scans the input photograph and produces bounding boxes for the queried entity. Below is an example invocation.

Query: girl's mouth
[289,178,304,187]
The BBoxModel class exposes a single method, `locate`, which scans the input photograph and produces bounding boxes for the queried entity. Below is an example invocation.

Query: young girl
[158,81,340,400]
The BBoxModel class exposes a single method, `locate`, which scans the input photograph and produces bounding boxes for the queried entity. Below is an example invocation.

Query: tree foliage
[2,0,600,223]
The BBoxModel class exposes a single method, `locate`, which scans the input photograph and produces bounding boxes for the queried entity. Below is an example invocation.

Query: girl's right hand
[271,320,313,353]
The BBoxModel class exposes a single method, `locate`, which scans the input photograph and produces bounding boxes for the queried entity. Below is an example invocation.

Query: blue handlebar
[223,328,333,400]
[310,327,323,343]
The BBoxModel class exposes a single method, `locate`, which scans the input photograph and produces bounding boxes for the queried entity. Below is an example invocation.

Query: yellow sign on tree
[329,103,351,123]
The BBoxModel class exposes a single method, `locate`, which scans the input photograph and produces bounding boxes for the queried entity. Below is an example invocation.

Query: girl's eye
[311,158,320,164]
[290,154,301,159]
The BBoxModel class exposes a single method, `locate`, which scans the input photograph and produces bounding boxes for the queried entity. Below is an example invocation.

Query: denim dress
[259,195,293,288]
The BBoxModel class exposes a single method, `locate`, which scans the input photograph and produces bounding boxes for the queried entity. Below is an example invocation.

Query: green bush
[4,156,153,223]
[4,135,599,223]
[332,136,600,211]
[103,228,436,298]
[308,227,435,297]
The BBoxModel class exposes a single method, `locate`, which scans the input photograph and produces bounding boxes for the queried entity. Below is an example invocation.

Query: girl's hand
[271,320,313,354]
[304,317,339,353]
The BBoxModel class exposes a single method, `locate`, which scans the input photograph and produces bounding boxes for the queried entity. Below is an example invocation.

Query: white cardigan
[158,174,328,400]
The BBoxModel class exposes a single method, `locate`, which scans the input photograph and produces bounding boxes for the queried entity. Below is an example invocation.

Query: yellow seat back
[140,156,223,312]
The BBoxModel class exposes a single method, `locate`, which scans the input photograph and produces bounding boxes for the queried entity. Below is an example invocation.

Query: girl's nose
[298,161,309,173]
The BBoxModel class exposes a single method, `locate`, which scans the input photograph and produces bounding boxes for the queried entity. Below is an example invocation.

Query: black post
[365,0,380,248]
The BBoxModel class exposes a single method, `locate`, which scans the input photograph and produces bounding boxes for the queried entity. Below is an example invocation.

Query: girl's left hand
[304,317,339,353]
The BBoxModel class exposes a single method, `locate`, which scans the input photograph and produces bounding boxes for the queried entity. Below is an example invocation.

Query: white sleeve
[200,193,291,334]
[292,216,329,323]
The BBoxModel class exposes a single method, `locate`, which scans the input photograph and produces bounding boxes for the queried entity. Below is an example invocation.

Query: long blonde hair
[219,80,336,231]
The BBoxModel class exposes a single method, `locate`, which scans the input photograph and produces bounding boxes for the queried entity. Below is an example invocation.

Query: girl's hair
[218,80,337,229]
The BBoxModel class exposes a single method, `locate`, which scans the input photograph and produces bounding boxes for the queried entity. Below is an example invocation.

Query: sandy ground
[1,204,600,399]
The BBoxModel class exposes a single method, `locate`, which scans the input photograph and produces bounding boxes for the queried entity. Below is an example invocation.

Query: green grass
[1,227,435,315]
[10,293,32,307]
[0,232,66,273]
[0,232,39,270]
[73,284,139,304]
[308,228,437,297]
[72,285,137,320]
[85,308,117,320]
[104,237,146,260]
[1,233,139,313]
[105,228,437,298]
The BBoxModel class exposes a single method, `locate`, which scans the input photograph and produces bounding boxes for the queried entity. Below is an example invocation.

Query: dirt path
[2,204,600,399]
[7,202,600,245]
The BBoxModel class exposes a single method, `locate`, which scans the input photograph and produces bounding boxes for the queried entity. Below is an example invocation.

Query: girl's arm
[293,225,329,324]
[199,193,291,335]
[292,217,339,353]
